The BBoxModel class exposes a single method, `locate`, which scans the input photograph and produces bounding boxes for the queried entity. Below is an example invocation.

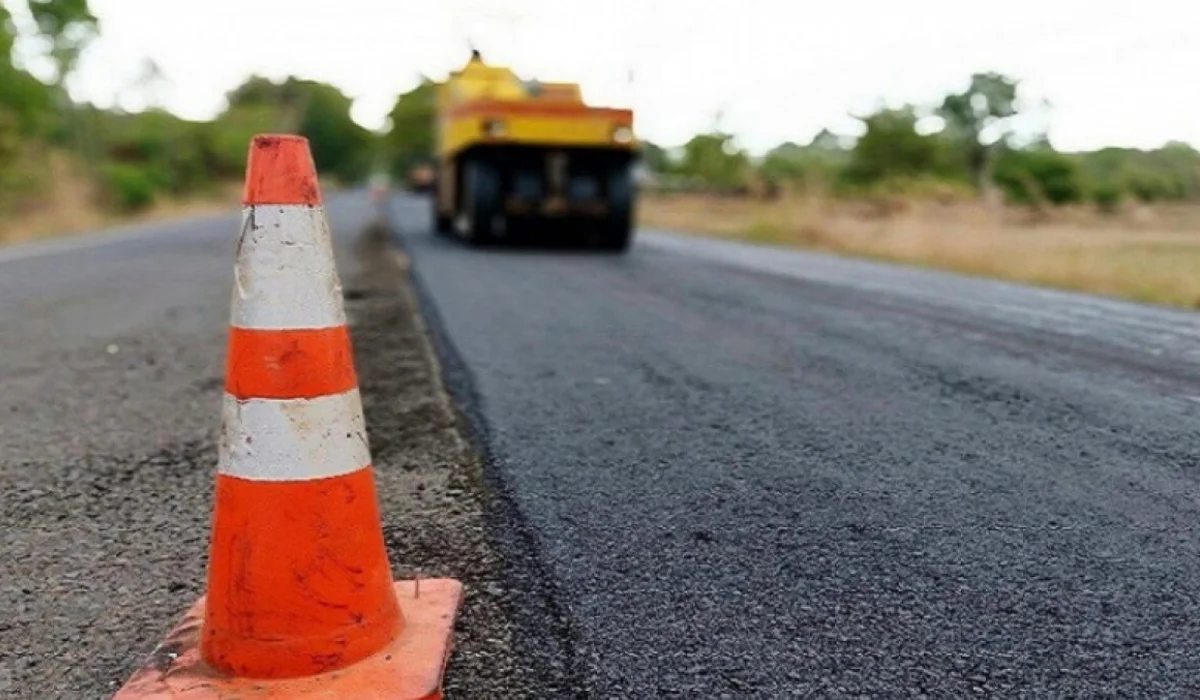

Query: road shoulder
[350,222,543,697]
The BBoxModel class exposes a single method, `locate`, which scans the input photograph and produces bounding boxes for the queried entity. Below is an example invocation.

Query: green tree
[761,141,808,185]
[99,109,211,195]
[26,0,98,158]
[637,140,672,174]
[224,75,308,131]
[220,76,373,183]
[25,0,98,85]
[0,5,13,60]
[0,4,58,207]
[297,81,372,182]
[0,5,54,132]
[761,130,849,190]
[383,78,438,179]
[677,131,749,190]
[1073,143,1200,204]
[205,104,277,176]
[937,72,1019,191]
[842,106,948,186]
[993,146,1083,206]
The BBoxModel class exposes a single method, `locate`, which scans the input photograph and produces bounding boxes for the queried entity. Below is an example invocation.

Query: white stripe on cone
[219,389,371,481]
[232,205,347,331]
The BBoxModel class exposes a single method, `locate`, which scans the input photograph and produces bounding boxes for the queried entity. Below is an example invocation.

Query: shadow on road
[377,195,636,258]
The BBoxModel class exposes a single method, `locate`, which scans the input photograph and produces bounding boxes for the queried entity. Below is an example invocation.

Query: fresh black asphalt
[391,192,1200,698]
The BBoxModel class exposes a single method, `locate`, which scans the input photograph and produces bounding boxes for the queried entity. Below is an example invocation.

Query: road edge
[377,198,589,697]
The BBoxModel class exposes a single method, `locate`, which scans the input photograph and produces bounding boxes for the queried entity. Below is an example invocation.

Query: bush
[205,105,279,178]
[385,79,438,180]
[0,108,50,211]
[840,107,967,187]
[993,148,1084,206]
[880,175,975,201]
[1075,146,1200,204]
[1126,171,1184,203]
[100,163,156,212]
[221,77,374,184]
[1090,181,1123,213]
[677,132,751,191]
[91,110,217,199]
[832,174,975,205]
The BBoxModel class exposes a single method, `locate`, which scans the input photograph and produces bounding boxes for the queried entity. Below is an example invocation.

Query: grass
[638,192,1200,310]
[0,153,242,247]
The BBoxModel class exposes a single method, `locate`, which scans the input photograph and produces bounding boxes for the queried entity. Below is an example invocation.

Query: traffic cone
[115,135,463,699]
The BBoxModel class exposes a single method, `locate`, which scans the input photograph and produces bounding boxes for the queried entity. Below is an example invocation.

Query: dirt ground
[640,192,1200,309]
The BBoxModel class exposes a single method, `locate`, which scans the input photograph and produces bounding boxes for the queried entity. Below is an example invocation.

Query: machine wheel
[597,164,634,252]
[461,158,502,246]
[432,195,452,236]
[597,225,632,252]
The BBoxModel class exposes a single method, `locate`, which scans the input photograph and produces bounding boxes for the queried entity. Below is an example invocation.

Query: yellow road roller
[432,51,638,250]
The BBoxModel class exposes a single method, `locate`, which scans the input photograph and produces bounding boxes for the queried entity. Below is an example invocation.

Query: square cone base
[114,579,463,699]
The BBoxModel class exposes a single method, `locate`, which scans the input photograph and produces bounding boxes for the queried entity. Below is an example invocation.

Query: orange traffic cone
[115,135,462,699]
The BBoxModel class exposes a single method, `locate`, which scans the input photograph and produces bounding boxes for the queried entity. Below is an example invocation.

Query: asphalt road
[8,189,1200,698]
[390,193,1200,697]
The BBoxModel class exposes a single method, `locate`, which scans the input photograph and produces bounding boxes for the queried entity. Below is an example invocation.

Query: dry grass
[639,192,1200,309]
[0,154,241,247]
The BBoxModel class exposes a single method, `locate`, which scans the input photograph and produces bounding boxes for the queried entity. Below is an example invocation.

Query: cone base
[114,579,463,699]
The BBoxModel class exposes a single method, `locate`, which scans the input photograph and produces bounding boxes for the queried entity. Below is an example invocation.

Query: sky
[14,0,1200,154]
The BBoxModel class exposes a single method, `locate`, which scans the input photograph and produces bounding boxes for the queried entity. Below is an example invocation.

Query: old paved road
[390,192,1200,697]
[0,196,394,698]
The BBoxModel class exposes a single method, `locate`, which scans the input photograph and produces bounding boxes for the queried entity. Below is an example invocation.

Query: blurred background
[2,0,1199,304]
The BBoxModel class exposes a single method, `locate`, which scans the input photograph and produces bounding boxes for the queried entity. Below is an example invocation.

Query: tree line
[1,0,377,215]
[642,74,1200,211]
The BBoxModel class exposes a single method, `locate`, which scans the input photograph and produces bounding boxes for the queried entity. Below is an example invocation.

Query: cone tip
[243,133,322,206]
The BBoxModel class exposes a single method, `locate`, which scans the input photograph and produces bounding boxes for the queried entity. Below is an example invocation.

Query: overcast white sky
[16,0,1200,154]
